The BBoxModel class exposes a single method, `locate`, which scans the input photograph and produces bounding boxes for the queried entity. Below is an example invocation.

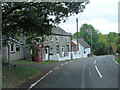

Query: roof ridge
[52,26,70,36]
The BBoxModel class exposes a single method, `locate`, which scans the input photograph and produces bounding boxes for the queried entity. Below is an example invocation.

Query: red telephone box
[32,42,43,62]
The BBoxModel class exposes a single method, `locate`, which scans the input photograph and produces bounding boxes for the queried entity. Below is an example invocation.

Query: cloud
[59,0,118,34]
[59,23,76,34]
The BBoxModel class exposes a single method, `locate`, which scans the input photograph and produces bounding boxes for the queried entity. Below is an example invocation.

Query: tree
[94,33,107,55]
[106,32,118,45]
[106,32,118,54]
[74,23,99,54]
[2,2,89,46]
[111,43,117,54]
[74,23,119,55]
[116,35,120,57]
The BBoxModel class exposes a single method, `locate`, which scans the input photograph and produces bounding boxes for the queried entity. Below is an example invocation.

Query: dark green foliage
[116,45,120,54]
[74,23,118,55]
[106,32,118,45]
[74,23,99,55]
[2,2,89,46]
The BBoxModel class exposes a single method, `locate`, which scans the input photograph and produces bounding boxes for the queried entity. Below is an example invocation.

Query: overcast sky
[58,0,118,34]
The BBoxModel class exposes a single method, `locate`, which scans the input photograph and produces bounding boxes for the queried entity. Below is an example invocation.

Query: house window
[36,39,40,42]
[84,51,86,54]
[66,45,69,52]
[62,47,64,52]
[10,44,14,52]
[66,37,69,42]
[45,48,48,54]
[50,36,53,41]
[56,45,59,54]
[16,45,21,52]
[56,36,59,42]
[16,45,20,51]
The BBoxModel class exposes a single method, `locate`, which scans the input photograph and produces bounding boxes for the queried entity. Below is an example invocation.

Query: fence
[49,51,88,61]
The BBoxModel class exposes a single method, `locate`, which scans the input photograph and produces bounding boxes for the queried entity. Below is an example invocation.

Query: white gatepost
[67,52,71,59]
[71,52,74,59]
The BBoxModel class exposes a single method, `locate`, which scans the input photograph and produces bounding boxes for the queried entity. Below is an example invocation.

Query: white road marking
[54,66,59,70]
[66,62,69,64]
[48,70,52,74]
[113,55,119,65]
[27,70,53,90]
[65,62,68,64]
[95,66,103,78]
[69,61,72,62]
[61,64,64,66]
[94,60,96,64]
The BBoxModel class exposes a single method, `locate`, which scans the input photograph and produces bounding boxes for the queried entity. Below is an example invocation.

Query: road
[27,55,119,89]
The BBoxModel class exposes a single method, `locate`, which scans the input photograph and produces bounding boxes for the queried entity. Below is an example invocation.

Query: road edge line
[27,70,53,90]
[113,55,119,65]
[54,66,59,70]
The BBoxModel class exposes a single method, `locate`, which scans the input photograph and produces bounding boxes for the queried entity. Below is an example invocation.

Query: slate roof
[52,26,71,36]
[78,38,90,48]
[73,35,90,48]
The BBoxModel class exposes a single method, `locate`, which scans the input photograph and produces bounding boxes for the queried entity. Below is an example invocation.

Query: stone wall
[43,35,71,60]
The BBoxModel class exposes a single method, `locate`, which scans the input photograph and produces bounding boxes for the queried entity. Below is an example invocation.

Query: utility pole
[76,18,79,51]
[91,31,92,54]
[71,35,72,52]
[87,29,93,55]
[8,35,10,68]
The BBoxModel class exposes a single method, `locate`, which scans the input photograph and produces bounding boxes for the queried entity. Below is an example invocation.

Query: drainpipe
[71,35,73,59]
[8,35,10,68]
[91,30,92,54]
[48,47,50,60]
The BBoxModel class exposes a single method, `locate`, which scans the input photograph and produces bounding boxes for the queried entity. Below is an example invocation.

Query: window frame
[56,36,59,42]
[66,37,69,42]
[10,43,15,52]
[16,44,21,52]
[66,45,69,52]
[56,45,59,54]
[50,36,53,41]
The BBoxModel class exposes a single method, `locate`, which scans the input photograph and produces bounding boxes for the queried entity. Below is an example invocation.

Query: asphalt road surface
[27,55,119,89]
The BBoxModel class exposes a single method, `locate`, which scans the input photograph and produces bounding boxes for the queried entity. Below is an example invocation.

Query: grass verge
[116,57,120,64]
[11,60,59,65]
[2,62,40,88]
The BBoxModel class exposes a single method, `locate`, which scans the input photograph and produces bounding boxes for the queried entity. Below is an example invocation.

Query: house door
[45,47,49,60]
[62,47,65,57]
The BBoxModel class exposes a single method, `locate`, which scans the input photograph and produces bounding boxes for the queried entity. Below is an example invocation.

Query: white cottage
[78,38,91,58]
[72,37,91,58]
[2,37,31,61]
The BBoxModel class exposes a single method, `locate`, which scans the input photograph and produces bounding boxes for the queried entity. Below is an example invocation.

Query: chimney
[76,18,79,51]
